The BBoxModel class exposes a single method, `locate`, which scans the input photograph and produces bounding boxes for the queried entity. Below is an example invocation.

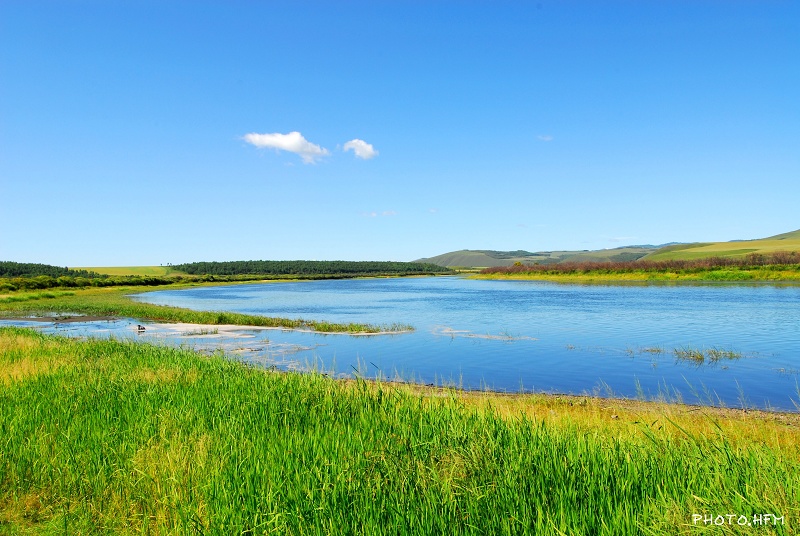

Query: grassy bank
[0,285,410,334]
[1,328,796,534]
[475,268,800,283]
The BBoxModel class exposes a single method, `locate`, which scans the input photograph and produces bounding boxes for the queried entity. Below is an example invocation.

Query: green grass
[0,285,411,334]
[0,328,797,534]
[644,229,800,262]
[73,266,183,277]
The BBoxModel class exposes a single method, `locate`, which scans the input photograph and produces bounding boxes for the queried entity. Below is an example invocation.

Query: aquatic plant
[674,347,743,363]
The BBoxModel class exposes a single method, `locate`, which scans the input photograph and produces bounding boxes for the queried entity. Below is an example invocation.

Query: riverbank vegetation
[477,252,800,282]
[0,327,796,534]
[0,286,408,334]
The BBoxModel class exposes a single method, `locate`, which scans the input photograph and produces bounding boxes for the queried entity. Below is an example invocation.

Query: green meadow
[73,266,182,277]
[643,230,800,262]
[1,327,797,535]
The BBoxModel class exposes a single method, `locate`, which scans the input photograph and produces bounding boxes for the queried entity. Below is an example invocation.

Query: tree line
[0,262,101,279]
[0,260,453,292]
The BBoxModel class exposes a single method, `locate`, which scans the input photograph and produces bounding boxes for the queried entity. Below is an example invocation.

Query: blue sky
[1,1,798,266]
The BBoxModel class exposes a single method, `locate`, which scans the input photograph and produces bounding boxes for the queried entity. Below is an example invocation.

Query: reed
[1,328,796,534]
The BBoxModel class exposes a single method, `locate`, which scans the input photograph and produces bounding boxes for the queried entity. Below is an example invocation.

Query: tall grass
[1,328,796,534]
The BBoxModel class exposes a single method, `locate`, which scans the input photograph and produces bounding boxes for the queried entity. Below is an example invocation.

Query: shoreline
[471,272,800,283]
[1,320,797,416]
[0,315,413,337]
[360,378,800,421]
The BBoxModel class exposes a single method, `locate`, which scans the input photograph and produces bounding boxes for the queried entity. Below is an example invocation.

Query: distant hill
[416,246,663,268]
[642,229,800,262]
[417,228,800,268]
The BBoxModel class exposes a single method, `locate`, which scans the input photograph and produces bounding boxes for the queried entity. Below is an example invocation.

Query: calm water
[6,277,800,410]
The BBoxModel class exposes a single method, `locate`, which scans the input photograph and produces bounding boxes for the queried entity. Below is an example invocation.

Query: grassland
[643,229,800,262]
[0,327,797,535]
[73,266,182,277]
[0,285,410,334]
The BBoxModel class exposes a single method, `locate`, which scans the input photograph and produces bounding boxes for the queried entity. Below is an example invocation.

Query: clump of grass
[674,347,706,363]
[182,328,219,336]
[706,347,743,361]
[674,346,743,363]
[1,328,797,534]
[0,291,75,303]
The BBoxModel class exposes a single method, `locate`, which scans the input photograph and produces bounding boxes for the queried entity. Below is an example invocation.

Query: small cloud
[608,236,636,243]
[516,223,528,228]
[537,135,554,142]
[361,210,396,217]
[243,131,330,164]
[343,139,379,159]
[428,208,439,214]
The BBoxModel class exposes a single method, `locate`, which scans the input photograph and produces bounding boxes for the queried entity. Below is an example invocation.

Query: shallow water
[4,277,800,411]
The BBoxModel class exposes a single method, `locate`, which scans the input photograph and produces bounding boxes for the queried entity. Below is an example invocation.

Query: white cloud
[343,139,379,159]
[243,131,330,164]
[360,210,396,217]
[537,135,554,142]
[608,236,636,243]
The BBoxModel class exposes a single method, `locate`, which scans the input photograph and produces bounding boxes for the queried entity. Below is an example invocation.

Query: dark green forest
[0,262,100,279]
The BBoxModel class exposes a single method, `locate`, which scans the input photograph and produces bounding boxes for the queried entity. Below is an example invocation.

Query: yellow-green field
[1,327,798,534]
[73,265,183,277]
[644,229,800,261]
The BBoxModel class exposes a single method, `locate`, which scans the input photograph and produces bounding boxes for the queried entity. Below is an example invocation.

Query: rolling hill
[641,229,800,261]
[418,229,800,268]
[416,246,663,268]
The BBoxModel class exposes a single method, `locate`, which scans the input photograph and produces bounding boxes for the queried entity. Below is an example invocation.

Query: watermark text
[692,513,785,527]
